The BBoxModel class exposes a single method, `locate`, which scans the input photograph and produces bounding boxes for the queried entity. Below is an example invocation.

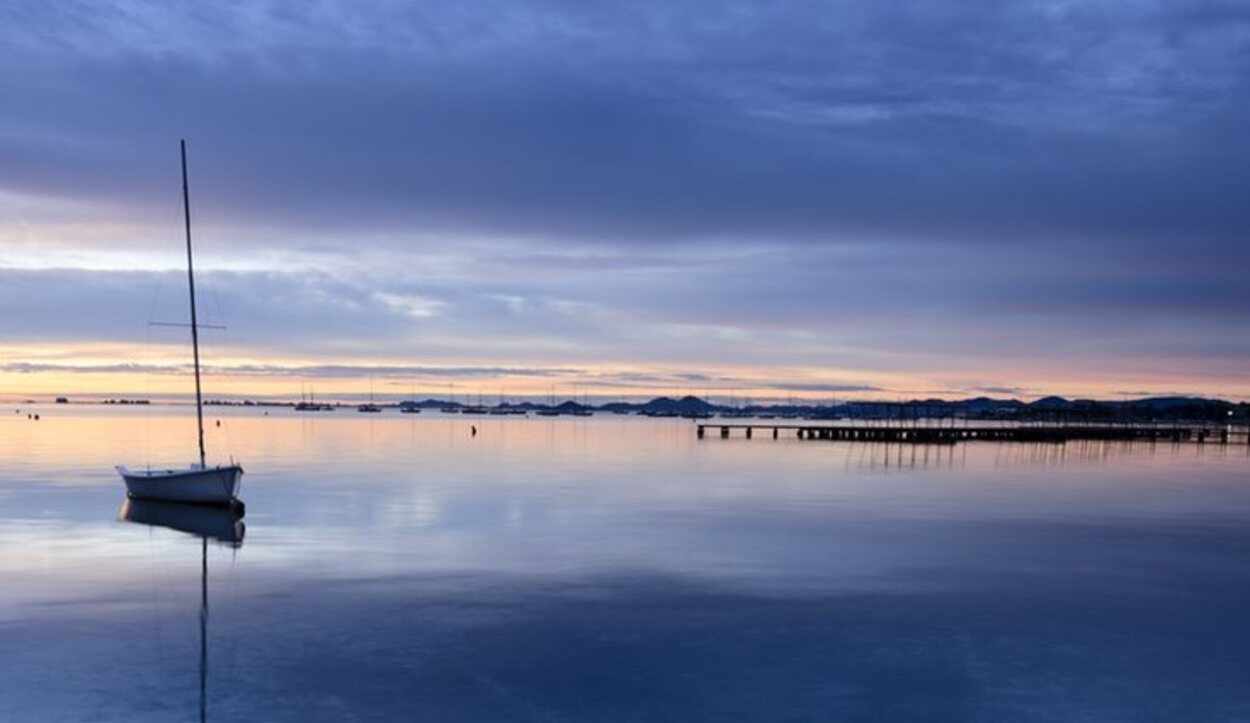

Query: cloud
[0,361,584,379]
[1,1,1247,250]
[1,2,1249,397]
[765,382,882,393]
[372,292,444,319]
[2,233,1249,390]
[972,386,1027,396]
[3,362,169,375]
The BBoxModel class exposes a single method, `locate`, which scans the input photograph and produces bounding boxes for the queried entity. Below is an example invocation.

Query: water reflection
[3,409,1250,720]
[119,499,244,721]
[840,437,1250,473]
[844,441,966,472]
[119,499,245,547]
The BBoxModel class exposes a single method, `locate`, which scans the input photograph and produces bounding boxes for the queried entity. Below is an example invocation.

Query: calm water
[3,406,1250,721]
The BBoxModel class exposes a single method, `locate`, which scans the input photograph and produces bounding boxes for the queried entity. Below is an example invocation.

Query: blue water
[3,407,1250,721]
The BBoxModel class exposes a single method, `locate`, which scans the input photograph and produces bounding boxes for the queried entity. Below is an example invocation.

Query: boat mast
[181,139,207,468]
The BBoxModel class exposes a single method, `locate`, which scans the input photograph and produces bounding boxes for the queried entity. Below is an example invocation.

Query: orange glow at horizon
[3,341,1248,404]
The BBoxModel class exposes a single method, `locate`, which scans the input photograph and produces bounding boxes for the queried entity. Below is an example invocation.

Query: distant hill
[639,396,715,414]
[390,393,1243,422]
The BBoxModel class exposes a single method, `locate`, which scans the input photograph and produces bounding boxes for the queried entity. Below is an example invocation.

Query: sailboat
[570,389,594,416]
[460,391,488,414]
[537,388,560,415]
[295,385,333,411]
[439,383,459,414]
[357,377,383,412]
[116,140,244,508]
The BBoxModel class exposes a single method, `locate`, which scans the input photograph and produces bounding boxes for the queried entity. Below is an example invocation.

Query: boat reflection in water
[120,498,245,547]
[119,499,245,721]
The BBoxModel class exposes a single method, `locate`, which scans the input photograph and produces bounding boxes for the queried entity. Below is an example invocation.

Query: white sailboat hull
[117,464,243,506]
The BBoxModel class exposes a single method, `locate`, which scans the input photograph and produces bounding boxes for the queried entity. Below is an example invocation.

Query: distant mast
[181,139,207,468]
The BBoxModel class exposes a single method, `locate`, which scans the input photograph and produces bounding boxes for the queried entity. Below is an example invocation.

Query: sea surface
[3,405,1250,722]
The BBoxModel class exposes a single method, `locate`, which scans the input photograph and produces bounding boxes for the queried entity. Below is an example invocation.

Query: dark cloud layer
[3,1,1248,247]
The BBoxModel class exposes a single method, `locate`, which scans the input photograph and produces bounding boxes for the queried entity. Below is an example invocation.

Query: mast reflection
[119,499,244,721]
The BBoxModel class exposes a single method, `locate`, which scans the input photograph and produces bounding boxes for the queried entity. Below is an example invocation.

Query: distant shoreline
[10,394,1247,425]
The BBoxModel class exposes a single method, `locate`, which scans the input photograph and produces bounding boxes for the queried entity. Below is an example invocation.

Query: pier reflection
[990,437,1250,467]
[845,441,966,472]
[119,500,244,721]
[841,437,1246,473]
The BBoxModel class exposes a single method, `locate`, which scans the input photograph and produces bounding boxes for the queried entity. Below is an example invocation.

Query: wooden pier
[696,422,1248,445]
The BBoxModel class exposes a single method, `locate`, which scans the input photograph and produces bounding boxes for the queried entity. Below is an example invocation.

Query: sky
[2,0,1249,403]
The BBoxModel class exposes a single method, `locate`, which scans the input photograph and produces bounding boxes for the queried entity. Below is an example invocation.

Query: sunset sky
[2,1,1249,402]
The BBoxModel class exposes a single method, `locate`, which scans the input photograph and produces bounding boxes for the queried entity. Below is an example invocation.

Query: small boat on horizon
[440,384,459,413]
[295,386,333,411]
[461,393,488,414]
[358,378,383,412]
[116,140,243,509]
[536,389,560,416]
